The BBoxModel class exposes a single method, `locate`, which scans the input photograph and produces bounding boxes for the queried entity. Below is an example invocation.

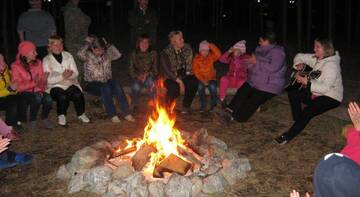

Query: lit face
[170,34,185,50]
[25,48,37,61]
[258,38,270,47]
[314,41,325,59]
[200,49,210,57]
[0,54,6,72]
[138,0,148,9]
[233,49,242,57]
[139,38,150,52]
[50,40,64,55]
[93,47,105,56]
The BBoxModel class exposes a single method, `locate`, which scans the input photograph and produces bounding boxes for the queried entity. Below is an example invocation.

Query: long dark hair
[19,55,33,78]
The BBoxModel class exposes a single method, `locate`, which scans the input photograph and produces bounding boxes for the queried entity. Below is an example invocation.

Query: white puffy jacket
[293,52,343,102]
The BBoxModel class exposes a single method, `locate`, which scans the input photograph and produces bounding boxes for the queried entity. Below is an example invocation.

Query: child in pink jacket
[341,101,360,165]
[11,41,53,131]
[219,40,251,106]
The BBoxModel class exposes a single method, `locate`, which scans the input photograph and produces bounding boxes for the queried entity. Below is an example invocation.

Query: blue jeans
[18,92,53,121]
[86,80,130,117]
[131,75,155,106]
[198,80,217,110]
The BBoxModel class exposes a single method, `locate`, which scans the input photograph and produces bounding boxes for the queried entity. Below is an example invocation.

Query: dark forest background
[1,0,360,62]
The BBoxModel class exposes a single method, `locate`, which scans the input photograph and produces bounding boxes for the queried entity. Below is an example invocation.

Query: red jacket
[11,59,46,93]
[341,127,360,165]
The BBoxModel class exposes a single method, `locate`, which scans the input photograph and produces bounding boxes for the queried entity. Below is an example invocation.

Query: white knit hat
[233,40,246,53]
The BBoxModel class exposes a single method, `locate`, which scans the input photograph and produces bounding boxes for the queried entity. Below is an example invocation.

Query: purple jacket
[247,44,287,95]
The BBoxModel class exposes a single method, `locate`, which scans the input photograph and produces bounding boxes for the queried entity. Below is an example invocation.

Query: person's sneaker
[111,116,121,123]
[26,121,37,132]
[124,115,135,122]
[181,107,190,114]
[274,135,288,145]
[78,113,90,123]
[58,115,67,126]
[199,107,206,113]
[41,119,55,129]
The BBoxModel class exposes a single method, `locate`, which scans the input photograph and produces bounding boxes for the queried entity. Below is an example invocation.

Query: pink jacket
[341,127,360,165]
[11,59,46,93]
[219,52,251,80]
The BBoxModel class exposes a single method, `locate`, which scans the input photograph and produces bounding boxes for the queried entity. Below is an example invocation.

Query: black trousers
[18,92,52,122]
[164,75,199,108]
[283,88,340,140]
[228,82,275,122]
[0,95,19,126]
[50,85,85,116]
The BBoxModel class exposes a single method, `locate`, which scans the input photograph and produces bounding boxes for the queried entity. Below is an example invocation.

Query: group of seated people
[0,30,358,196]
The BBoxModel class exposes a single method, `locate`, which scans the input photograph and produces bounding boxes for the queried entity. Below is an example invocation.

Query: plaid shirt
[78,44,121,83]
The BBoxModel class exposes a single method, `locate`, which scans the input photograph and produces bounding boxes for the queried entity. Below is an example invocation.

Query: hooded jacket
[11,58,45,93]
[293,52,343,102]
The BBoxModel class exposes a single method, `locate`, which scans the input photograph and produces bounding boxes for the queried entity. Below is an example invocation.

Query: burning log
[177,145,202,166]
[131,143,156,171]
[111,146,137,158]
[153,153,192,178]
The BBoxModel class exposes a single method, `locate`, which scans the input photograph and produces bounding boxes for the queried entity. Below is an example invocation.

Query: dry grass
[0,97,348,197]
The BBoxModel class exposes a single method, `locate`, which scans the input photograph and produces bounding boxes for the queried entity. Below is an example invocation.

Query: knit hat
[313,153,360,197]
[233,40,246,53]
[199,40,210,52]
[18,41,36,57]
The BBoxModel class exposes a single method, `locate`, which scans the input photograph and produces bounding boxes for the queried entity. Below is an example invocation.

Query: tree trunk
[2,0,9,60]
[282,0,287,44]
[184,0,189,26]
[346,0,352,48]
[297,0,302,50]
[170,0,175,26]
[306,0,312,50]
[10,0,16,44]
[327,0,334,39]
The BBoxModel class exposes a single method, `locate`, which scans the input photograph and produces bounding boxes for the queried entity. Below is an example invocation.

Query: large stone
[222,148,240,160]
[148,181,165,197]
[165,173,192,197]
[206,136,228,150]
[202,172,227,194]
[104,180,127,197]
[91,140,113,157]
[56,164,71,181]
[209,144,227,158]
[68,173,87,194]
[190,176,203,197]
[112,161,135,180]
[67,146,107,175]
[220,158,251,185]
[124,172,149,197]
[83,166,113,195]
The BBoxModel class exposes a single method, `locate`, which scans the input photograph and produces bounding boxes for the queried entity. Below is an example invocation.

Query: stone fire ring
[56,128,251,197]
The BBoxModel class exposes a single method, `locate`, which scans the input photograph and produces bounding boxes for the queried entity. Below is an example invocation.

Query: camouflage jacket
[128,7,158,34]
[129,50,158,79]
[78,44,121,83]
[160,44,193,80]
[64,1,91,48]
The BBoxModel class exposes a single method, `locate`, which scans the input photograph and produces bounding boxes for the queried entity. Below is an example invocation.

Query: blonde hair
[168,31,183,41]
[47,35,63,53]
[315,38,335,58]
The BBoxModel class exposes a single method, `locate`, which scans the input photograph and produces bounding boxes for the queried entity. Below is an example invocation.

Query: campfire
[57,80,251,196]
[109,81,202,180]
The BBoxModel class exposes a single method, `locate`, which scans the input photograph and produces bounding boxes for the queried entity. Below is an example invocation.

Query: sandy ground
[0,93,348,196]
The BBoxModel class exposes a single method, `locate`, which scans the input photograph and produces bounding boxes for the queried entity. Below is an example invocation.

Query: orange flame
[116,79,187,176]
